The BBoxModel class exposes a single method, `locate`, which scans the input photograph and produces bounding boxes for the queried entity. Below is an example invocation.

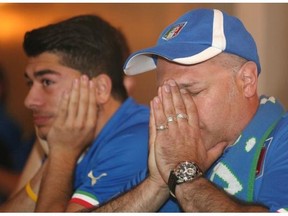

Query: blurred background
[0,2,288,201]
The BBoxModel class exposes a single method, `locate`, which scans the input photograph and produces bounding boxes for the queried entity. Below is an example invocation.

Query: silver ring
[156,124,168,131]
[167,116,176,123]
[176,113,188,120]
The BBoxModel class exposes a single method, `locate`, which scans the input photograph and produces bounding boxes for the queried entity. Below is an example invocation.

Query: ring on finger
[167,116,176,123]
[156,124,168,131]
[176,113,188,120]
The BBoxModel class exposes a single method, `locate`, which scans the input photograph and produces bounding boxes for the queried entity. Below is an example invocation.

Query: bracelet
[25,181,38,202]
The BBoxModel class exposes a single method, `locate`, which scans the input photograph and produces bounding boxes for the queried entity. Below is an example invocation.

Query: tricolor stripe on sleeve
[277,208,288,213]
[70,190,99,208]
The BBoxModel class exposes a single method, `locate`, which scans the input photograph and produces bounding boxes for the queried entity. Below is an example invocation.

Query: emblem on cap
[162,22,187,40]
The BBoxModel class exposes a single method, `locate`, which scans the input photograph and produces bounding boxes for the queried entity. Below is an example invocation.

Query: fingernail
[156,96,161,103]
[81,75,88,82]
[73,78,79,87]
[164,84,170,93]
[153,96,160,107]
[180,88,188,94]
[168,80,176,86]
[89,80,94,88]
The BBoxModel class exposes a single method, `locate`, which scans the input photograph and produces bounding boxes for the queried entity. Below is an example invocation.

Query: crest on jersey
[256,137,273,178]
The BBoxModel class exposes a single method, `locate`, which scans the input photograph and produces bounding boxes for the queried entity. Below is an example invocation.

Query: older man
[95,8,288,212]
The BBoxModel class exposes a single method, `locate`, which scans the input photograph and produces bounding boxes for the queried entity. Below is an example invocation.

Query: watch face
[174,161,201,183]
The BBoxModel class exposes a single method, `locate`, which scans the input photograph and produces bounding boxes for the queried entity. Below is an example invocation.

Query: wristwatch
[168,161,203,198]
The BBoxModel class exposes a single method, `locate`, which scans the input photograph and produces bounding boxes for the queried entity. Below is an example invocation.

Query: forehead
[25,52,80,77]
[156,58,205,85]
[155,57,228,86]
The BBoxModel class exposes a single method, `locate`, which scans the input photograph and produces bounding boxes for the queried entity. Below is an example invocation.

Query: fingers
[75,75,89,126]
[164,80,188,127]
[86,80,97,128]
[180,88,199,129]
[149,100,156,147]
[160,83,177,131]
[154,79,190,133]
[205,142,227,170]
[55,90,70,126]
[61,75,96,127]
[66,78,80,125]
[152,91,168,133]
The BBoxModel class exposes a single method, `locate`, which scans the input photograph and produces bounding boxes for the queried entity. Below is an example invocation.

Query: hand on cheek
[47,75,97,158]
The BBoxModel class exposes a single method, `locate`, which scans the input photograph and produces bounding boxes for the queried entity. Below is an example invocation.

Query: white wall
[234,3,288,110]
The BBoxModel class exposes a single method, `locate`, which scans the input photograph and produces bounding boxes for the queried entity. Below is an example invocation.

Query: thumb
[205,142,227,170]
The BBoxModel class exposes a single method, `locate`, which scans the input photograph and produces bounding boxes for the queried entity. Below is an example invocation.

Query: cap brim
[124,43,223,75]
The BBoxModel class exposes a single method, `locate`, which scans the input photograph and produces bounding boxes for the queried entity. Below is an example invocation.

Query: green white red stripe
[277,208,288,213]
[70,190,99,208]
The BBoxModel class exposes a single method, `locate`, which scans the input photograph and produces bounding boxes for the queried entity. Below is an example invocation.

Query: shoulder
[270,113,288,144]
[117,98,150,128]
[264,112,288,162]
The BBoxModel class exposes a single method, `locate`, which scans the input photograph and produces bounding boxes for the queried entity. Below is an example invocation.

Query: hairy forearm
[176,177,268,212]
[93,177,169,212]
[35,152,76,212]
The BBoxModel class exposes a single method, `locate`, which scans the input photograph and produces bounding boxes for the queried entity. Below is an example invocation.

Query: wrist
[147,175,170,195]
[168,161,203,198]
[48,149,80,168]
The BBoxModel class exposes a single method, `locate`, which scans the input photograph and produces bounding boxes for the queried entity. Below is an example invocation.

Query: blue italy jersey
[254,113,288,212]
[159,113,288,212]
[70,97,149,208]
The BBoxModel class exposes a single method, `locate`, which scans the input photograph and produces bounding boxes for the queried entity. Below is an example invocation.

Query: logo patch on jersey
[88,171,107,186]
[256,137,273,178]
[162,22,187,40]
[260,96,276,104]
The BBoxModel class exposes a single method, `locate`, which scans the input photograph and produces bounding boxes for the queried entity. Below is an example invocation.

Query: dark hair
[23,15,128,101]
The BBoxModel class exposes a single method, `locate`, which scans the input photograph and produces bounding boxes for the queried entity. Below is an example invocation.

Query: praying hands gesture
[151,79,225,184]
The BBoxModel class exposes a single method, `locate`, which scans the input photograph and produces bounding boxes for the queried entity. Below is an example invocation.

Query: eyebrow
[24,70,61,79]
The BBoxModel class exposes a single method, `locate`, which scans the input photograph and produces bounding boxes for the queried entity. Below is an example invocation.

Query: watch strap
[168,170,178,198]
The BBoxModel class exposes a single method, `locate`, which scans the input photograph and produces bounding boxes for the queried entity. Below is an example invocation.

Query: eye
[41,79,54,87]
[186,88,205,97]
[190,90,202,96]
[25,79,33,88]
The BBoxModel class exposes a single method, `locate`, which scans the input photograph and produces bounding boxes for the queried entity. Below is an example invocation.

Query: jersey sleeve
[70,123,149,208]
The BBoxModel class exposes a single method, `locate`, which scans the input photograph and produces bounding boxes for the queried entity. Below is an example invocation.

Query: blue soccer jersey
[70,97,149,208]
[254,113,288,212]
[159,113,288,212]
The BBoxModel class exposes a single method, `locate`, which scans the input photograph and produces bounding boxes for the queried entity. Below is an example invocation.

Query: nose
[24,85,44,110]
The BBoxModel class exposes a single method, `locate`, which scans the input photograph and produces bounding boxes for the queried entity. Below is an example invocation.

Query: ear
[92,74,112,104]
[236,61,258,98]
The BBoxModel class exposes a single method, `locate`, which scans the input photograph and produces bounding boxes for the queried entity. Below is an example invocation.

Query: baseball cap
[124,8,261,75]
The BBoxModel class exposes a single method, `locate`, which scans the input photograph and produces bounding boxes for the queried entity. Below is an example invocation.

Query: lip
[33,115,52,126]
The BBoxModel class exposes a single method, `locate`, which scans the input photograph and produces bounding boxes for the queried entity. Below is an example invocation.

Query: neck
[228,96,260,146]
[94,97,122,137]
